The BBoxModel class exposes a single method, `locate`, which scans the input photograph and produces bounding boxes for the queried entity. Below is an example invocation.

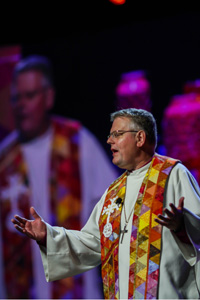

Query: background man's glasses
[11,86,48,103]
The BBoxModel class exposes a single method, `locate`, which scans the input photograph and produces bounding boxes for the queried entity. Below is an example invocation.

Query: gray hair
[110,108,157,146]
[12,55,54,87]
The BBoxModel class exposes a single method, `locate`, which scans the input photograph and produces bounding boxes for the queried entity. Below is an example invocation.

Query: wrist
[36,234,46,247]
[173,225,183,233]
[171,223,191,244]
[173,216,184,233]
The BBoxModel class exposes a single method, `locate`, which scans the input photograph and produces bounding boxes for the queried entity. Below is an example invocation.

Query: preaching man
[12,108,200,299]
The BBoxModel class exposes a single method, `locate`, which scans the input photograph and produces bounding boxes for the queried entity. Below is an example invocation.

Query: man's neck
[128,152,154,171]
[19,121,51,144]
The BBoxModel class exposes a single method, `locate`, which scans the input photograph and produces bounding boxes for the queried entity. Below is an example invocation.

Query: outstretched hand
[155,197,184,232]
[11,207,47,243]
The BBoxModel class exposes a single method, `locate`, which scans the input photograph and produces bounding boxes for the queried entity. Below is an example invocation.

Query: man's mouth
[111,148,118,155]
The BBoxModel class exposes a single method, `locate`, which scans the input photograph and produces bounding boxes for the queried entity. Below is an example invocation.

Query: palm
[24,217,46,240]
[11,207,46,242]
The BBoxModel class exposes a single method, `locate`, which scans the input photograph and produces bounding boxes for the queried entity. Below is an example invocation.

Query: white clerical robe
[40,161,200,299]
[0,124,118,299]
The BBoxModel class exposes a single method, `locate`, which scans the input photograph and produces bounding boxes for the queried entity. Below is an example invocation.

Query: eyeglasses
[11,86,49,103]
[107,130,138,139]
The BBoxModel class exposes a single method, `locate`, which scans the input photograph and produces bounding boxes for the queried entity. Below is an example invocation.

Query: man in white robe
[0,55,118,299]
[12,108,200,299]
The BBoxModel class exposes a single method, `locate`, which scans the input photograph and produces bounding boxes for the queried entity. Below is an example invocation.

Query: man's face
[11,70,54,140]
[107,117,139,170]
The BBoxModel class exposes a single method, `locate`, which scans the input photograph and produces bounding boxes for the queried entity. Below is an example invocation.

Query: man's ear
[45,87,55,110]
[136,130,146,147]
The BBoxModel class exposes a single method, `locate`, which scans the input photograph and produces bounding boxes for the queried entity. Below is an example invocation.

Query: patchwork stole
[99,154,178,299]
[0,117,83,299]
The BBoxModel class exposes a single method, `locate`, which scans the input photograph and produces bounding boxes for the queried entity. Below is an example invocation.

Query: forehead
[14,70,44,90]
[111,116,133,130]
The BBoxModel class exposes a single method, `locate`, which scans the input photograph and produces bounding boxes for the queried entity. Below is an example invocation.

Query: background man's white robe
[0,126,118,299]
[40,162,200,299]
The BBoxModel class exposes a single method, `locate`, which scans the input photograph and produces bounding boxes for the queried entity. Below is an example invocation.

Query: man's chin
[17,121,32,133]
[112,159,126,170]
[18,128,38,142]
[112,158,118,166]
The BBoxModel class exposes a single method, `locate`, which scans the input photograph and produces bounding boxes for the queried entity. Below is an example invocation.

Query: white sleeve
[40,189,107,282]
[165,163,200,265]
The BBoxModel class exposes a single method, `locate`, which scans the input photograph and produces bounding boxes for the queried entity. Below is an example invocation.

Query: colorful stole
[99,154,178,299]
[0,117,83,299]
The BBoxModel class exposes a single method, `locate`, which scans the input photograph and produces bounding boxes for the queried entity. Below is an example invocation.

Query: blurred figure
[162,92,200,184]
[0,55,118,299]
[115,70,151,111]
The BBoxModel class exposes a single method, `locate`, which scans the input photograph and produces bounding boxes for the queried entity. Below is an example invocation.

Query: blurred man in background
[0,55,118,299]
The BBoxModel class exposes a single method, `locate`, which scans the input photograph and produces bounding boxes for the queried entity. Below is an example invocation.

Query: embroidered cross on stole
[99,154,179,299]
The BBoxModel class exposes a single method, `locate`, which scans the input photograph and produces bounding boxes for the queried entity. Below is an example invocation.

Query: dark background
[1,1,200,156]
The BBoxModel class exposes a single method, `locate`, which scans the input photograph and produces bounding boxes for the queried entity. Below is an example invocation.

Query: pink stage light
[115,70,151,111]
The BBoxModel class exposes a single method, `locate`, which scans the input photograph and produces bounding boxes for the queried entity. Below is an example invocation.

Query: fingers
[178,197,184,209]
[13,224,27,234]
[170,197,184,212]
[157,214,168,222]
[12,215,27,224]
[11,216,27,233]
[168,199,184,215]
[155,217,171,229]
[30,206,41,220]
[163,208,174,219]
[11,218,27,234]
[11,217,24,227]
[168,203,178,214]
[11,217,35,239]
[156,214,175,226]
[155,198,184,231]
[155,214,176,230]
[11,206,41,224]
[12,223,34,239]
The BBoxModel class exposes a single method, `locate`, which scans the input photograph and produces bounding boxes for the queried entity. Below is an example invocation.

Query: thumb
[30,206,41,220]
[178,197,184,210]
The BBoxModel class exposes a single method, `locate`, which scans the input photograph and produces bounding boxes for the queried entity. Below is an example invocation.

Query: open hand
[155,197,184,232]
[11,206,47,243]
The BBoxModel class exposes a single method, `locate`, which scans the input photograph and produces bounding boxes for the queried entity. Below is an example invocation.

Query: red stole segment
[0,142,31,299]
[99,171,127,299]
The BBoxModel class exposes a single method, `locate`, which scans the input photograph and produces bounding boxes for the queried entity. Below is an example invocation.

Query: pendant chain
[123,197,136,225]
[120,193,136,243]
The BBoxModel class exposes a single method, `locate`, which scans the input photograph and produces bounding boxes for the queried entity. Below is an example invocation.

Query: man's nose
[107,136,114,145]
